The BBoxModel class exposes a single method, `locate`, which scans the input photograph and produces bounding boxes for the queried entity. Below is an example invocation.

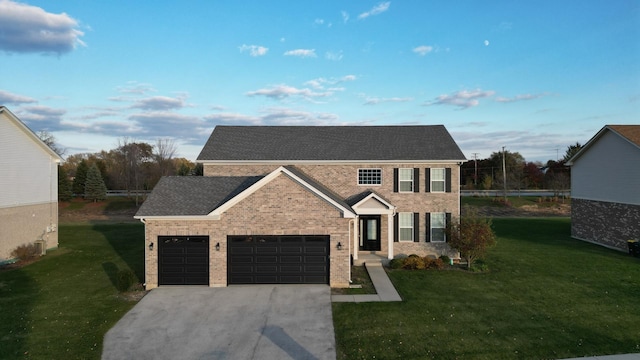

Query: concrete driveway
[102,285,336,360]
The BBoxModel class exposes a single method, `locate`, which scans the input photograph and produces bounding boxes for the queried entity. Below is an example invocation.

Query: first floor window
[431,212,446,242]
[398,212,414,241]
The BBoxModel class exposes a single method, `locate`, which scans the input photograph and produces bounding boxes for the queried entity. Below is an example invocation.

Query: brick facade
[143,173,351,289]
[206,163,460,249]
[0,202,58,262]
[571,198,640,251]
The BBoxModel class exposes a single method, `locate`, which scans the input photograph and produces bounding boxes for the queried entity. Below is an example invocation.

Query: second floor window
[358,168,382,185]
[398,168,414,192]
[431,168,445,192]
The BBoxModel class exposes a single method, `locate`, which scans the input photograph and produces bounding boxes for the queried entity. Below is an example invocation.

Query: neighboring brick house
[566,125,640,251]
[0,106,62,263]
[135,126,466,289]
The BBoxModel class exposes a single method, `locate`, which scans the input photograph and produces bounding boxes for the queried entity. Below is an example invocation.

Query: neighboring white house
[0,106,62,263]
[567,125,640,251]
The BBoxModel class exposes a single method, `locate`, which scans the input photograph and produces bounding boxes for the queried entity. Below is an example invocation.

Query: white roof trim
[0,106,62,162]
[351,192,396,215]
[209,166,356,218]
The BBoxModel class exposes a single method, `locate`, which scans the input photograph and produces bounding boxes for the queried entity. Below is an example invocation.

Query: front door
[360,216,381,251]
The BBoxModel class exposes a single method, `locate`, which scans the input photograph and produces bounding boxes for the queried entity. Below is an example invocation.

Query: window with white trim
[398,212,414,241]
[358,168,382,185]
[431,168,445,192]
[431,212,446,242]
[398,168,414,192]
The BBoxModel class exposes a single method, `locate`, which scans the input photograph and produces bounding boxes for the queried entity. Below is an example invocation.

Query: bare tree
[155,138,177,177]
[36,130,66,157]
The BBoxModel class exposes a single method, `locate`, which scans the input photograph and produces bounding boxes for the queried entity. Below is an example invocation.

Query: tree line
[54,137,202,204]
[460,143,582,194]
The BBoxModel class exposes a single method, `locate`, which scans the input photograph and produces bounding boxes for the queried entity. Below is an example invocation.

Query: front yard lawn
[333,218,640,360]
[0,224,144,359]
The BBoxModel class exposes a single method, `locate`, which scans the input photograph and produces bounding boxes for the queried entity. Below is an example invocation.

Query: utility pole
[472,153,479,186]
[502,146,507,202]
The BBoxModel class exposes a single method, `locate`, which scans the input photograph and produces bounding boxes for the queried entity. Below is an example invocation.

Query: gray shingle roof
[283,166,354,213]
[135,176,262,217]
[197,126,466,161]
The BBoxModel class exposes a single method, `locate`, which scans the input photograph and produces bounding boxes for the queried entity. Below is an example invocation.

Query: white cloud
[239,44,268,57]
[412,45,434,56]
[364,96,413,105]
[315,18,324,25]
[246,84,331,100]
[495,93,546,103]
[284,49,317,58]
[0,89,37,104]
[341,11,349,23]
[0,0,85,54]
[116,82,156,95]
[325,50,343,61]
[131,96,186,110]
[304,75,356,90]
[205,107,342,126]
[358,2,391,20]
[424,89,496,109]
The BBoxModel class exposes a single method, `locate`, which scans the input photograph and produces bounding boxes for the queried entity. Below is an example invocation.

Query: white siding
[0,113,58,208]
[571,130,640,205]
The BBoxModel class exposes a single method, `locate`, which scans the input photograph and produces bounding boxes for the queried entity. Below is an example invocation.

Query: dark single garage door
[228,235,329,285]
[158,236,209,285]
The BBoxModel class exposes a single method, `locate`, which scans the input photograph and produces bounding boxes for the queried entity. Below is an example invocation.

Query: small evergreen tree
[84,163,107,202]
[72,160,88,196]
[58,165,73,201]
[446,206,497,270]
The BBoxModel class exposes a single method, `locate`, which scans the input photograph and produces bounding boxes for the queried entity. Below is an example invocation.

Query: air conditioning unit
[34,240,47,256]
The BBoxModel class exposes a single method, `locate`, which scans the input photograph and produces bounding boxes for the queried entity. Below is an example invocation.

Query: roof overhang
[566,125,640,166]
[197,159,467,165]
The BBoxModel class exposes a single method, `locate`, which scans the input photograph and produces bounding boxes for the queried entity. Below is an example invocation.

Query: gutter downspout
[139,218,147,286]
[348,219,353,283]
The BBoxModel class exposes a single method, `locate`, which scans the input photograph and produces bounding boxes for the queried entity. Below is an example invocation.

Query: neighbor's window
[431,212,446,242]
[358,168,382,185]
[398,212,414,241]
[398,168,414,192]
[431,168,445,192]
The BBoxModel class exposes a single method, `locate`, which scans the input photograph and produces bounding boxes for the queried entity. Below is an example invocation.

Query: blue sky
[1,0,638,162]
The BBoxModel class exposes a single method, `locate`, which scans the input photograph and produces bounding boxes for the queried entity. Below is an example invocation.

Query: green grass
[0,223,144,359]
[332,266,377,295]
[333,218,640,360]
[462,195,570,208]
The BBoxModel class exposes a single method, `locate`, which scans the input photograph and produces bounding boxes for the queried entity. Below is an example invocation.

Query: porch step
[353,253,387,266]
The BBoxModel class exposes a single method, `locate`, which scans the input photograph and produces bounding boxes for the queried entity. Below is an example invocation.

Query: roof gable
[210,166,356,219]
[0,106,62,161]
[567,125,640,165]
[197,125,466,162]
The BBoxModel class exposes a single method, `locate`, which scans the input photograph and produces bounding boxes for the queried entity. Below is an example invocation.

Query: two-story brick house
[135,126,466,289]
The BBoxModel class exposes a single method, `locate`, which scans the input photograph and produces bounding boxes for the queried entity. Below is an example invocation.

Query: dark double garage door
[228,235,330,285]
[158,235,329,285]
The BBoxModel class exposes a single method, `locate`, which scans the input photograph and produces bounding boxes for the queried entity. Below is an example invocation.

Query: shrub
[424,257,445,270]
[388,258,405,269]
[402,256,425,270]
[439,255,451,265]
[11,243,39,262]
[116,269,137,292]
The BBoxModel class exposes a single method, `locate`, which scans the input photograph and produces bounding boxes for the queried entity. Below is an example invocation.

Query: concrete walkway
[331,260,402,303]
